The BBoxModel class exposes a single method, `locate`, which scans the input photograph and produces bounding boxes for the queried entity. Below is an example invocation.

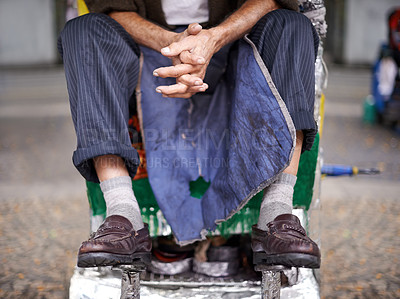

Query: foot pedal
[254,264,290,299]
[114,261,147,299]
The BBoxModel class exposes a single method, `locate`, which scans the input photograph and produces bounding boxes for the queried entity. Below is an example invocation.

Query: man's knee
[58,13,103,57]
[59,12,140,59]
[61,13,109,42]
[250,9,319,63]
[255,9,314,35]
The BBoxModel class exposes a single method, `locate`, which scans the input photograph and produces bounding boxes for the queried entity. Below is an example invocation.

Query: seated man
[58,0,321,269]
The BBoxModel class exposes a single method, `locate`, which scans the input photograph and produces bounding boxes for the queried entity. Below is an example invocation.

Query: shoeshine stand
[70,1,327,297]
[115,262,288,299]
[114,262,290,299]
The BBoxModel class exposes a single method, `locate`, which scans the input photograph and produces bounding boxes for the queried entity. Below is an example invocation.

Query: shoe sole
[253,252,320,269]
[77,251,151,268]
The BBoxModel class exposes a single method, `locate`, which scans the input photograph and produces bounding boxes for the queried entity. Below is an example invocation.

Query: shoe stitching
[94,230,140,243]
[270,233,312,245]
[95,234,135,243]
[97,225,129,233]
[282,224,306,235]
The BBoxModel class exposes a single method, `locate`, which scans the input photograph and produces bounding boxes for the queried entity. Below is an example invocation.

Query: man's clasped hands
[153,23,222,99]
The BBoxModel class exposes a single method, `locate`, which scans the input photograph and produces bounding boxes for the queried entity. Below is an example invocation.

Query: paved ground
[0,64,399,298]
[319,65,400,298]
[0,67,88,298]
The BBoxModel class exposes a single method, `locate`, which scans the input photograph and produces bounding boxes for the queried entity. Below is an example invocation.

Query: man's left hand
[154,29,220,98]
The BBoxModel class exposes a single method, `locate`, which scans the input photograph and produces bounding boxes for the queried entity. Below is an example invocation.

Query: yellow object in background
[77,0,89,16]
[319,93,325,137]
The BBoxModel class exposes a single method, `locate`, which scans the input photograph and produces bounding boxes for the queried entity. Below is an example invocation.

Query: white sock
[257,173,296,230]
[100,176,144,231]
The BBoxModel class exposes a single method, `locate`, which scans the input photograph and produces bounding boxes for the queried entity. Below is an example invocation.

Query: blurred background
[0,0,399,298]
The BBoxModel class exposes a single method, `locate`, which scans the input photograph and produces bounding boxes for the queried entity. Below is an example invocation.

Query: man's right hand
[110,0,278,98]
[108,13,208,98]
[154,23,209,99]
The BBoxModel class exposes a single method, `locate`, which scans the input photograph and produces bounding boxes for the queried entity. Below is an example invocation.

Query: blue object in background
[321,164,380,176]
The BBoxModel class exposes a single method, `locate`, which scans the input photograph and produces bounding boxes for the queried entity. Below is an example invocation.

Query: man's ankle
[100,176,144,231]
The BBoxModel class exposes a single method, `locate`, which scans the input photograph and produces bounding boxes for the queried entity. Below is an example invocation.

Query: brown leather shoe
[252,214,320,268]
[77,215,152,268]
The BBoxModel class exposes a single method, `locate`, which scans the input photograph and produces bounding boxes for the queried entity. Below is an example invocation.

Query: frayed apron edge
[214,35,297,226]
[136,52,146,147]
[175,229,209,247]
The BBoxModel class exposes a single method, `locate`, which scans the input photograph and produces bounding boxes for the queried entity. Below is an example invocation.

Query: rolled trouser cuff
[72,140,140,183]
[290,110,318,152]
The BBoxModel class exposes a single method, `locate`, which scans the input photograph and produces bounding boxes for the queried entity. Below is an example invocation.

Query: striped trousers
[58,9,319,183]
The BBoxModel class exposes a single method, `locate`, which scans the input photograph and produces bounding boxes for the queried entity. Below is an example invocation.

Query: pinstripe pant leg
[249,9,320,151]
[58,13,141,183]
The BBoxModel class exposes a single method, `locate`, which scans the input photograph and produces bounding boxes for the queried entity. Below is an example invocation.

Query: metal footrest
[113,262,148,299]
[254,264,290,299]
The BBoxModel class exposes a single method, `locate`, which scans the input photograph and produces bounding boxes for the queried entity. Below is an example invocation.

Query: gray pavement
[0,67,88,298]
[0,65,399,298]
[319,65,400,298]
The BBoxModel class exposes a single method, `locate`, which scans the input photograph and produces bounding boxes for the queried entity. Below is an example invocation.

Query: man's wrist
[163,31,179,50]
[208,27,229,53]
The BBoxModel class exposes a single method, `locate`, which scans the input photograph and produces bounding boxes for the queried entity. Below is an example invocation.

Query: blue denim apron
[138,36,295,244]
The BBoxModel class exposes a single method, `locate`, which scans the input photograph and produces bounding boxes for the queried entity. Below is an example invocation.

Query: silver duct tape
[90,213,105,233]
[313,23,328,38]
[141,276,262,298]
[69,267,121,299]
[315,43,328,97]
[283,267,299,286]
[70,267,319,298]
[292,208,307,229]
[305,150,324,284]
[121,270,141,299]
[141,285,261,299]
[148,258,192,276]
[304,8,327,36]
[281,268,320,299]
[299,0,327,37]
[192,259,240,277]
[314,43,328,130]
[299,0,325,11]
[261,270,281,298]
[207,246,239,262]
[308,150,323,248]
[303,7,325,20]
[142,277,260,288]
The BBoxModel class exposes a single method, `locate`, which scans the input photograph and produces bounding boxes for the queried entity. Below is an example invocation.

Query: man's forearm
[210,0,279,51]
[109,12,175,52]
[110,0,278,54]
